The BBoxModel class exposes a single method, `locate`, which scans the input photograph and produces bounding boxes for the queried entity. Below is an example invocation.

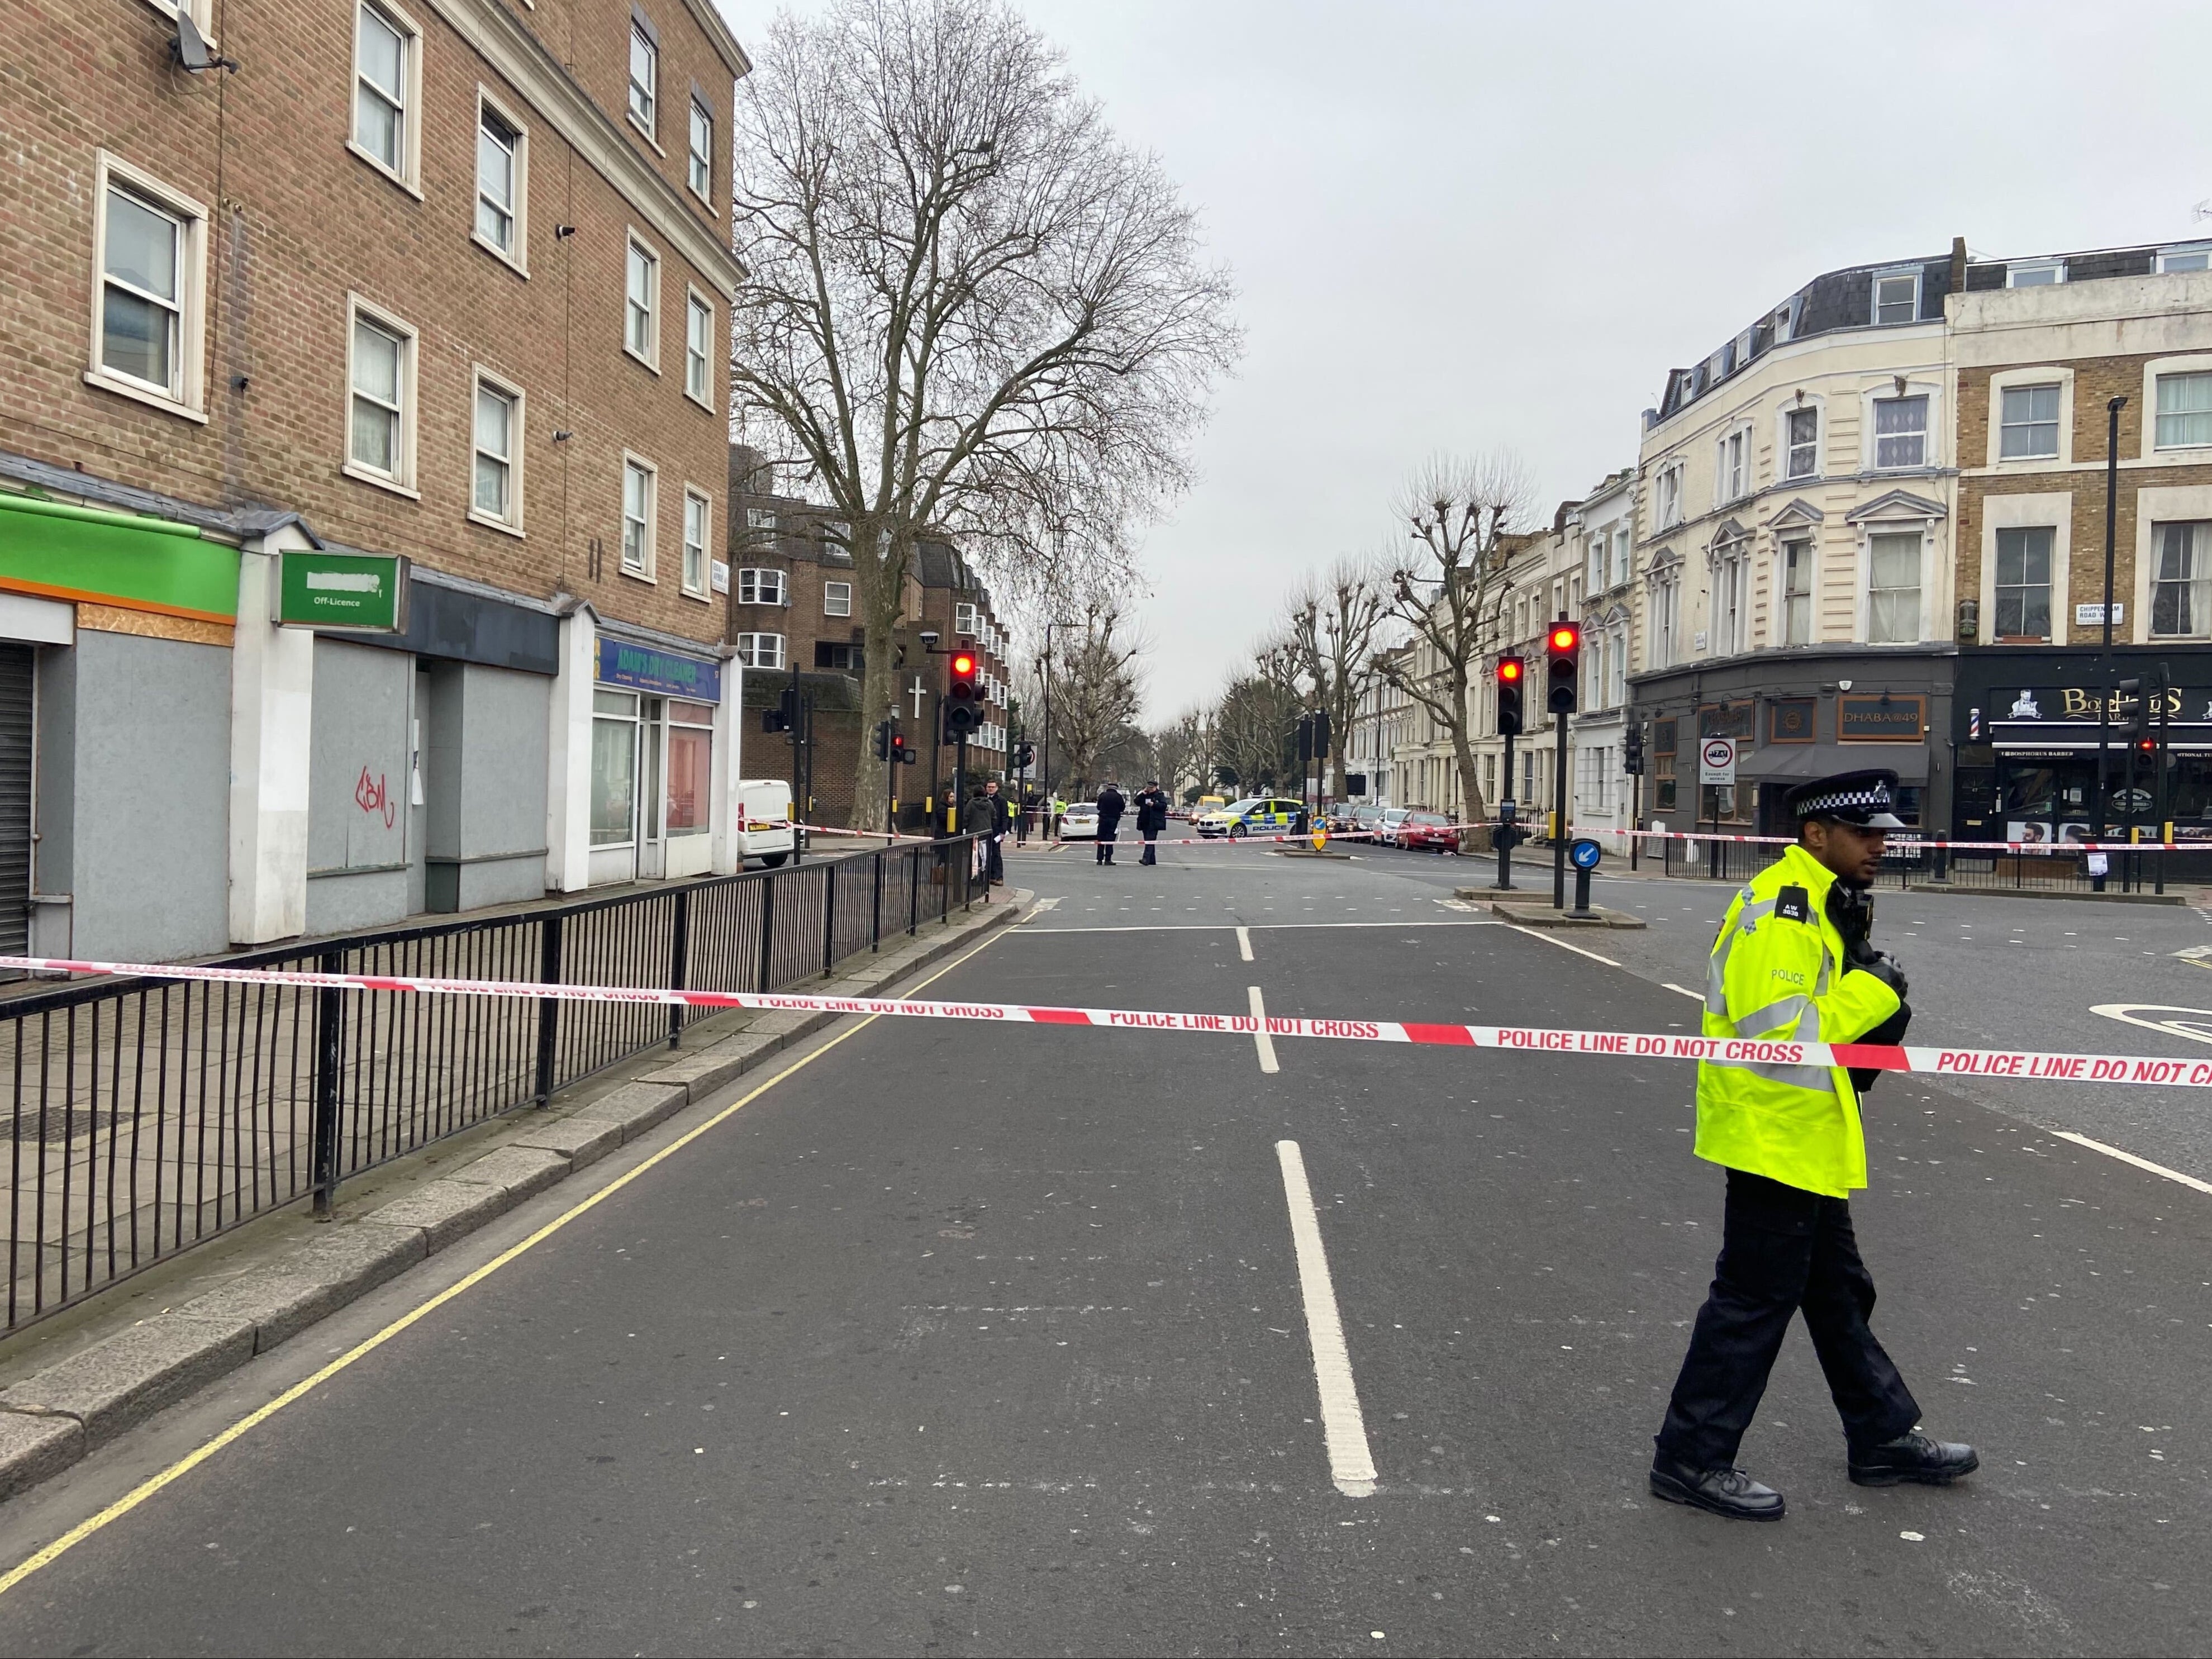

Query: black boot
[1848,1430,1978,1487]
[1649,1454,1786,1521]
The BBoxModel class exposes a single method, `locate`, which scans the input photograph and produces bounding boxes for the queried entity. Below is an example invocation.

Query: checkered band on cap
[1795,781,1892,817]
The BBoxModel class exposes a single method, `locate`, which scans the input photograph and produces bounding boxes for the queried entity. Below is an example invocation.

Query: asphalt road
[0,845,2205,1655]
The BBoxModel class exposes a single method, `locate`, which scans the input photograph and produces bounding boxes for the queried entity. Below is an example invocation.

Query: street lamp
[1041,619,1078,829]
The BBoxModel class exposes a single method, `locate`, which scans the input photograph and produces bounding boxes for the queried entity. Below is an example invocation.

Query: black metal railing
[0,834,983,1330]
[1653,834,2209,894]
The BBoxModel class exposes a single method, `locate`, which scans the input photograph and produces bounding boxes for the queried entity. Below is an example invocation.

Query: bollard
[1571,862,1596,919]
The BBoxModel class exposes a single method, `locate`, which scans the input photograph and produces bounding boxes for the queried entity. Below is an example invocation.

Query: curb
[0,893,1027,1503]
[1903,883,2187,906]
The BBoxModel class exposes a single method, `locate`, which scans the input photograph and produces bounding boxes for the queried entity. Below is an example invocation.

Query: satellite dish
[172,10,236,73]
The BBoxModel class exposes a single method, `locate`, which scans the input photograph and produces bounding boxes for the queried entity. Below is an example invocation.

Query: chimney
[1949,235,1967,294]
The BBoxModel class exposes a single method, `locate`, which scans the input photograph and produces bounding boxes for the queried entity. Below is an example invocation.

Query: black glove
[1848,1000,1912,1095]
[1854,950,1908,1003]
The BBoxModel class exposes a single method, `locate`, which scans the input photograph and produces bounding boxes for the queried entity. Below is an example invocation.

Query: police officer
[1649,768,1977,1521]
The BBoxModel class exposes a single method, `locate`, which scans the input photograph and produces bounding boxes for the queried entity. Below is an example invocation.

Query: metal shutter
[0,647,30,958]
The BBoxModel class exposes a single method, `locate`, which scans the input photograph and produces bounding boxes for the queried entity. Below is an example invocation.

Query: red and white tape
[1,956,2204,1090]
[1607,826,2180,854]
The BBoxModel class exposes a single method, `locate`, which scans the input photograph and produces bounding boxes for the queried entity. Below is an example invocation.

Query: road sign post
[1698,737,1737,880]
[1568,836,1602,919]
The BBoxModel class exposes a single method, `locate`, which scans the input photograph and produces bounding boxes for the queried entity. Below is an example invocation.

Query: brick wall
[2,0,739,649]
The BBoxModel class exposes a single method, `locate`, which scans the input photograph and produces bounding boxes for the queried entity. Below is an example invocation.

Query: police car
[1192,796,1309,839]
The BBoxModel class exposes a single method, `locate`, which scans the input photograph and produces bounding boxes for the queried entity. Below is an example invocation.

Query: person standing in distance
[982,778,1009,886]
[1649,768,1975,1521]
[1094,779,1126,866]
[1134,779,1169,865]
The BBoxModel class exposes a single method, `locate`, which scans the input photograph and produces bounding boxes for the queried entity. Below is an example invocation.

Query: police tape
[1593,826,2177,854]
[0,954,2203,1090]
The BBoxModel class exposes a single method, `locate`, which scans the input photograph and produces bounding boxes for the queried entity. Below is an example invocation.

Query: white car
[735,779,797,867]
[1058,801,1099,840]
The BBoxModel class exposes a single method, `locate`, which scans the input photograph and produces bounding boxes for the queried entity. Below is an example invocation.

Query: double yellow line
[0,925,1019,1598]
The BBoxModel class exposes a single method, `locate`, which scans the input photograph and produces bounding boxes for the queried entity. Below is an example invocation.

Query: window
[1781,540,1813,645]
[814,641,863,672]
[736,568,785,605]
[732,632,785,669]
[688,99,713,200]
[1873,270,1919,325]
[1613,526,1630,588]
[824,580,851,617]
[1713,548,1747,656]
[92,160,206,416]
[1999,383,2061,459]
[1650,574,1679,670]
[2007,260,2064,287]
[475,99,523,262]
[625,237,658,366]
[627,21,657,133]
[470,376,520,528]
[2154,373,2212,450]
[684,292,712,405]
[352,2,418,186]
[1718,429,1748,501]
[665,701,713,836]
[346,302,415,489]
[1655,464,1682,529]
[746,507,777,531]
[1784,407,1818,479]
[1586,535,1603,593]
[591,691,639,848]
[1992,526,2053,640]
[2152,523,2212,638]
[955,601,979,635]
[1873,394,1928,468]
[1867,532,1922,643]
[2158,244,2212,274]
[681,489,710,597]
[621,457,655,576]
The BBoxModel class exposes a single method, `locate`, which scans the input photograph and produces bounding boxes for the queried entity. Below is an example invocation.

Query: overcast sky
[715,1,2212,719]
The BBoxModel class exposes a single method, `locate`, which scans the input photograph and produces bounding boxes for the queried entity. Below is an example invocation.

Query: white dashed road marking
[1274,1139,1378,1498]
[1237,926,1254,962]
[1249,985,1279,1073]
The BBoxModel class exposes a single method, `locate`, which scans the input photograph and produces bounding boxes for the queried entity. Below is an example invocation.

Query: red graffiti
[355,766,396,829]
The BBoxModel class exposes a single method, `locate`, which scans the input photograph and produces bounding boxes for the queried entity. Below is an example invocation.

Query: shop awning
[1737,741,1929,784]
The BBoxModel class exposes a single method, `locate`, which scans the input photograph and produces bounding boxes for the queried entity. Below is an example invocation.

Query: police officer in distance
[1649,768,1977,1521]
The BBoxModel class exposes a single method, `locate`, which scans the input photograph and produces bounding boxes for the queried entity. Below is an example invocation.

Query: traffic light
[1545,621,1581,715]
[889,732,915,766]
[2118,678,2149,745]
[764,684,798,734]
[945,650,981,738]
[1014,742,1035,769]
[1495,655,1525,737]
[872,719,894,762]
[1623,721,1645,777]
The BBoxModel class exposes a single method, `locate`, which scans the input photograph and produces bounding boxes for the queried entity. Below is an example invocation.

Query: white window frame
[620,454,658,580]
[824,579,852,617]
[350,0,424,195]
[343,294,420,497]
[1861,527,1930,645]
[732,633,785,670]
[139,0,216,33]
[683,287,714,409]
[1710,543,1748,657]
[1778,538,1814,647]
[2132,486,2212,642]
[955,601,979,636]
[472,89,529,275]
[624,233,660,370]
[1996,381,2062,462]
[1980,494,2073,647]
[1984,366,2074,468]
[2006,259,2065,287]
[85,151,210,423]
[2148,522,2212,641]
[1990,524,2056,642]
[680,487,711,600]
[1871,267,1920,326]
[627,18,659,140]
[2157,243,2212,274]
[1654,462,1683,531]
[1864,384,1937,471]
[2145,356,2212,455]
[467,367,524,535]
[687,97,714,203]
[745,507,777,531]
[1716,425,1750,503]
[735,568,786,606]
[1781,402,1820,481]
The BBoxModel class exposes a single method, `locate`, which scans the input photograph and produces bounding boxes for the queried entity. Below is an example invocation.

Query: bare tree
[1376,452,1535,829]
[729,0,1240,809]
[1214,672,1298,794]
[1048,601,1147,790]
[1285,557,1392,799]
[1150,706,1209,804]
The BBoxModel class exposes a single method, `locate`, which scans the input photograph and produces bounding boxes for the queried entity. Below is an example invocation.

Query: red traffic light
[1497,657,1522,682]
[952,652,976,676]
[1549,624,1580,653]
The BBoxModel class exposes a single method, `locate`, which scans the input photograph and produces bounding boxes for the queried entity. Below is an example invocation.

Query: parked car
[1375,806,1415,847]
[1396,811,1463,853]
[736,779,797,868]
[1058,800,1099,840]
[1193,796,1309,838]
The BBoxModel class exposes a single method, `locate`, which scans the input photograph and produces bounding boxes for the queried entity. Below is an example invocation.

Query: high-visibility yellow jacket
[1696,843,1902,1198]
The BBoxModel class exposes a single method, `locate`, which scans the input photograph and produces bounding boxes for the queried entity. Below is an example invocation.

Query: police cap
[1785,768,1906,829]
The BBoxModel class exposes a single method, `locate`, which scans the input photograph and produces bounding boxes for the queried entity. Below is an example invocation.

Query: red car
[1395,811,1463,853]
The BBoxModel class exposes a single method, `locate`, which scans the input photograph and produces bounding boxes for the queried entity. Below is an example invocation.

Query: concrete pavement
[0,848,2203,1654]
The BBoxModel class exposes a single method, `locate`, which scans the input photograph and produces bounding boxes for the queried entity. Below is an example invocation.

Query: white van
[735,779,797,868]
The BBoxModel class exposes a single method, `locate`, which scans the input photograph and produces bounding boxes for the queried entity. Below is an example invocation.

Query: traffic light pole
[1496,729,1516,892]
[1552,707,1569,909]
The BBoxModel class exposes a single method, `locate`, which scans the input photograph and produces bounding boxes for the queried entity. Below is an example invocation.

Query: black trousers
[1096,827,1117,863]
[1655,1169,1920,1469]
[1140,829,1159,863]
[986,836,1003,882]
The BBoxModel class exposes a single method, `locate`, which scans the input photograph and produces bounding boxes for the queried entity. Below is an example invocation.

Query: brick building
[0,0,749,964]
[725,446,1014,830]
